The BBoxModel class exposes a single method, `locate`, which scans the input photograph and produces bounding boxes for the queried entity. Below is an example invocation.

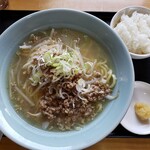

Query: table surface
[1,0,150,150]
[6,0,150,11]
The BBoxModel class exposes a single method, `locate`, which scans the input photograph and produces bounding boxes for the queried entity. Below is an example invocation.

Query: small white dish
[121,81,150,135]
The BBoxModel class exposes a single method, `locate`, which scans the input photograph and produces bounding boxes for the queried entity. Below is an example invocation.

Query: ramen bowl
[0,9,134,150]
[110,6,150,59]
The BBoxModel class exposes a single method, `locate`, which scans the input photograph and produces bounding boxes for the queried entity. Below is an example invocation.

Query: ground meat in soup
[9,28,117,131]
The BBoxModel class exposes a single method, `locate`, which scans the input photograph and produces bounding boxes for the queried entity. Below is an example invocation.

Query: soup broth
[9,28,116,131]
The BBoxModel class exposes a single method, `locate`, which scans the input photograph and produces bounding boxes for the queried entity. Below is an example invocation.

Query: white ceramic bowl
[110,6,150,59]
[0,9,134,150]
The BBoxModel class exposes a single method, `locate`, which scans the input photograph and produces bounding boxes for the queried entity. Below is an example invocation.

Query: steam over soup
[9,28,117,131]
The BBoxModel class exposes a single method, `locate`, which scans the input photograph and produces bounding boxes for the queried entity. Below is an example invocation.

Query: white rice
[114,11,150,54]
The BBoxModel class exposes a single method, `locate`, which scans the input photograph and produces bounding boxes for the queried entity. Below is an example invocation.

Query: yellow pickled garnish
[134,102,150,120]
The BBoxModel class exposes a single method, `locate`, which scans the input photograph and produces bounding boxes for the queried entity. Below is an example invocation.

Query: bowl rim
[110,5,150,28]
[130,52,150,59]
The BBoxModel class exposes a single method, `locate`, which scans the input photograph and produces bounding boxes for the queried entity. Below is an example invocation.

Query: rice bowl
[110,6,150,59]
